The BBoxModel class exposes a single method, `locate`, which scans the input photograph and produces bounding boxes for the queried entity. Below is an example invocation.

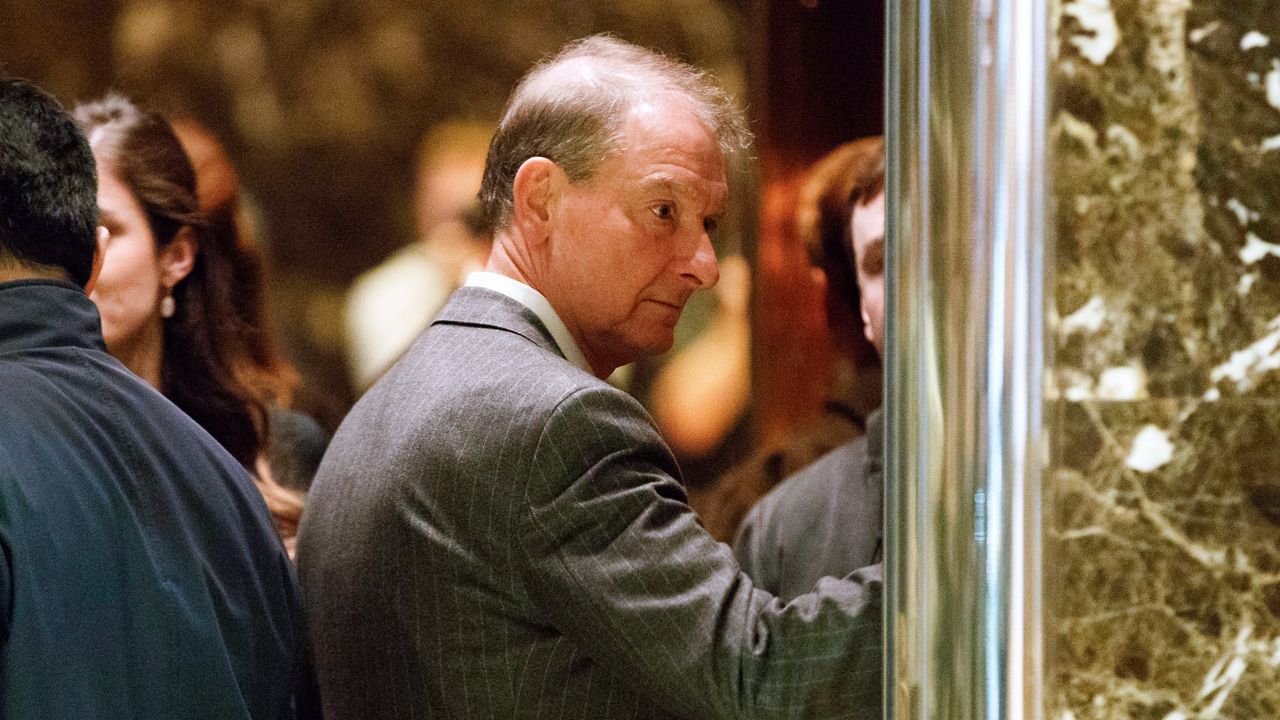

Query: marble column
[1050,0,1280,717]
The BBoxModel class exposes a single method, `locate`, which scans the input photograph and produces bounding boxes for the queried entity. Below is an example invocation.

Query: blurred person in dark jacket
[0,76,313,719]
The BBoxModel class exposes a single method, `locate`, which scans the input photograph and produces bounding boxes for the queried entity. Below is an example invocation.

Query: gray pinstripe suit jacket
[297,287,882,720]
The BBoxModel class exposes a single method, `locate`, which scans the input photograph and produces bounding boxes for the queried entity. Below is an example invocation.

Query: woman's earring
[160,288,176,319]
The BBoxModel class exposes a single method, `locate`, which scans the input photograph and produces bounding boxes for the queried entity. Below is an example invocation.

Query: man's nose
[684,229,720,288]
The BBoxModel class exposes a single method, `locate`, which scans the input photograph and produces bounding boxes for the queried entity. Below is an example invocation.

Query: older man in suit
[299,35,882,720]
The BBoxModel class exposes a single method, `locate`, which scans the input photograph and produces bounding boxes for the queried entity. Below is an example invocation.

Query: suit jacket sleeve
[518,385,881,720]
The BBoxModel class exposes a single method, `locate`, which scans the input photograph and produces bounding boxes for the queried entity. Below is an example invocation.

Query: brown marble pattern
[1050,0,1280,717]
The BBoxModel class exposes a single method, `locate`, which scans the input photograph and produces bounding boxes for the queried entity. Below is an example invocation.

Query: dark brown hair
[75,95,305,544]
[169,116,299,407]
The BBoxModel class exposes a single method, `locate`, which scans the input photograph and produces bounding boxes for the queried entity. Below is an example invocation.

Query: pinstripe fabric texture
[297,287,882,720]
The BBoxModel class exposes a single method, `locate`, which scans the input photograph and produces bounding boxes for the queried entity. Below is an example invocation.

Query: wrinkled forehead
[610,102,728,193]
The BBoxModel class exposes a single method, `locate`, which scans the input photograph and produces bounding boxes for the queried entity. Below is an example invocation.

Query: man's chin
[601,322,678,367]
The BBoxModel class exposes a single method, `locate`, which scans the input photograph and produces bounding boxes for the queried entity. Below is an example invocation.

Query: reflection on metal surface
[884,0,1047,718]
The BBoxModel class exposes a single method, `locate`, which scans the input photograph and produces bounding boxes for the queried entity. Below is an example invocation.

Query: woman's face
[90,161,166,356]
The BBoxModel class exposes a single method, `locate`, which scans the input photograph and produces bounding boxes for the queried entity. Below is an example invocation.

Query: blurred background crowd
[3,0,884,538]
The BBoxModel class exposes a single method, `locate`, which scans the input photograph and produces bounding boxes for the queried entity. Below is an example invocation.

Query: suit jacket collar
[432,286,568,362]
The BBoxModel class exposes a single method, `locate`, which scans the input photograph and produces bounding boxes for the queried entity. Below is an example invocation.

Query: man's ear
[83,225,109,296]
[158,226,199,288]
[510,157,562,245]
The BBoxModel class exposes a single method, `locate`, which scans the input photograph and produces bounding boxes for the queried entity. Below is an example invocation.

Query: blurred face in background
[416,151,487,237]
[851,190,886,356]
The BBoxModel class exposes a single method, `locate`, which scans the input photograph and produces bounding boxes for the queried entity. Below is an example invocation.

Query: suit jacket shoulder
[733,435,883,602]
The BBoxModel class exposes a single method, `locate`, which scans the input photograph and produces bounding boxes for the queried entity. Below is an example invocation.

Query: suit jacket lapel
[432,286,567,362]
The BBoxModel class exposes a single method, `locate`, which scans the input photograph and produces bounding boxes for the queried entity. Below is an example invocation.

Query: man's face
[851,190,886,356]
[544,100,725,374]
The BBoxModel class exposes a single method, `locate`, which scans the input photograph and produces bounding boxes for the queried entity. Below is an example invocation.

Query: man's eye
[703,218,718,235]
[651,204,674,220]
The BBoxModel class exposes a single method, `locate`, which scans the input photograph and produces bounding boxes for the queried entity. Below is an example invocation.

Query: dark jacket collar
[863,407,885,554]
[431,286,567,362]
[864,407,883,478]
[0,279,107,356]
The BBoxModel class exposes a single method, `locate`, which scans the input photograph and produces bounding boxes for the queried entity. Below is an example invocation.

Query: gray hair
[477,34,751,231]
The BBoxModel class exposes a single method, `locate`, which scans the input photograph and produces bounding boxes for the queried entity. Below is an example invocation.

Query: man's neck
[479,246,612,377]
[483,239,537,289]
[485,234,630,379]
[0,259,71,285]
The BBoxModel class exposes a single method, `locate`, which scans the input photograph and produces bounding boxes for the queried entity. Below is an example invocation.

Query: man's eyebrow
[639,175,688,196]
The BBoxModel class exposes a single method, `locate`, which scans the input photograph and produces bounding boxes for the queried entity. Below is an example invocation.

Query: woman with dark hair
[168,115,330,495]
[75,94,311,555]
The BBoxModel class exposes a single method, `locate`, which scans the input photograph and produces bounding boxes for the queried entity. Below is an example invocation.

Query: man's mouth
[651,299,682,310]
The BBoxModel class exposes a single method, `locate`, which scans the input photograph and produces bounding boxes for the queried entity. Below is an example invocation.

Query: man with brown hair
[735,136,887,602]
[693,136,885,542]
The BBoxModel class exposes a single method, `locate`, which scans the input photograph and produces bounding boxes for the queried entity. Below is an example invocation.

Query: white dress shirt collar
[464,271,591,374]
